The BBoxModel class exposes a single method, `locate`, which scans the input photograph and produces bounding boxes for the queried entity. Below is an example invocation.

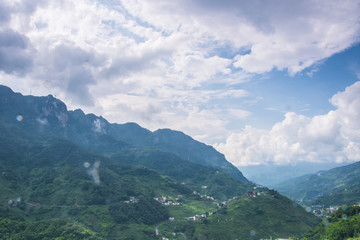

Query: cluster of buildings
[310,205,340,218]
[243,191,268,198]
[192,190,216,201]
[243,185,268,198]
[186,213,208,221]
[153,195,182,206]
[124,196,139,204]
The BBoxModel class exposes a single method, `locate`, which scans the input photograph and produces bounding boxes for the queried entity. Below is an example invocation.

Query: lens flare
[16,115,23,121]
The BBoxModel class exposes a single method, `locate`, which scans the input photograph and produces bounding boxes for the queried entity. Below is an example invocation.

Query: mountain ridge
[275,161,360,206]
[0,84,247,182]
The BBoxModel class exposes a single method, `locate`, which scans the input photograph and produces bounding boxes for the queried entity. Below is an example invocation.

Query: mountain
[0,84,247,182]
[109,125,247,181]
[110,147,249,201]
[313,183,360,207]
[304,205,360,240]
[275,161,360,206]
[240,161,347,188]
[0,84,322,239]
[0,85,252,202]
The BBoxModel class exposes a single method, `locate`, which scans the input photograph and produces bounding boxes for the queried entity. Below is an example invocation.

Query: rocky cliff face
[0,85,68,135]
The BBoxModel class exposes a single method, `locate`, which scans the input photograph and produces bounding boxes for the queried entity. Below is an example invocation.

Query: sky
[0,0,360,167]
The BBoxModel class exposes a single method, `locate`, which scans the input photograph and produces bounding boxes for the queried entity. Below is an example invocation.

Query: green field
[167,199,218,219]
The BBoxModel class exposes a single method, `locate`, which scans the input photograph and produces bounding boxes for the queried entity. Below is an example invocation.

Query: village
[310,205,342,218]
[242,185,269,198]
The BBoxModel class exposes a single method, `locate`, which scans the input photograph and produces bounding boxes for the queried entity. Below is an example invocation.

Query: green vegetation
[111,147,252,201]
[193,190,320,239]
[0,217,102,240]
[107,122,248,182]
[0,125,193,238]
[314,183,360,207]
[304,205,360,240]
[153,190,320,240]
[0,122,251,239]
[167,199,217,219]
[109,197,169,225]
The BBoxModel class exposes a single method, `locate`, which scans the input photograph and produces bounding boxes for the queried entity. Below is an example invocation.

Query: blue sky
[0,0,359,167]
[242,44,360,129]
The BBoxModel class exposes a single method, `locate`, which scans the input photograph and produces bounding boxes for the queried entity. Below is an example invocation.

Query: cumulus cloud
[215,81,360,166]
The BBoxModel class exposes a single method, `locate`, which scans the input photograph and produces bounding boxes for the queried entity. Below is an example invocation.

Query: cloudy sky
[1,0,360,167]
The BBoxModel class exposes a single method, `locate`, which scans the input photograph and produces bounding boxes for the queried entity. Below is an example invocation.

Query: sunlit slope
[194,190,320,239]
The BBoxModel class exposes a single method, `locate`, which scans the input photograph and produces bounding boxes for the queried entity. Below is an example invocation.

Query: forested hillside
[276,161,360,206]
[304,205,360,240]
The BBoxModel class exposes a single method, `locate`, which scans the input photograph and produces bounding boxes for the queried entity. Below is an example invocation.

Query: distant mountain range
[240,161,347,188]
[275,161,360,206]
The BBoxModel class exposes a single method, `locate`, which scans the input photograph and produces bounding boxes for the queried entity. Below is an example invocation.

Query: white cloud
[215,81,360,166]
[2,0,359,93]
[122,0,360,75]
[0,0,359,149]
[96,86,251,143]
[228,109,252,120]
